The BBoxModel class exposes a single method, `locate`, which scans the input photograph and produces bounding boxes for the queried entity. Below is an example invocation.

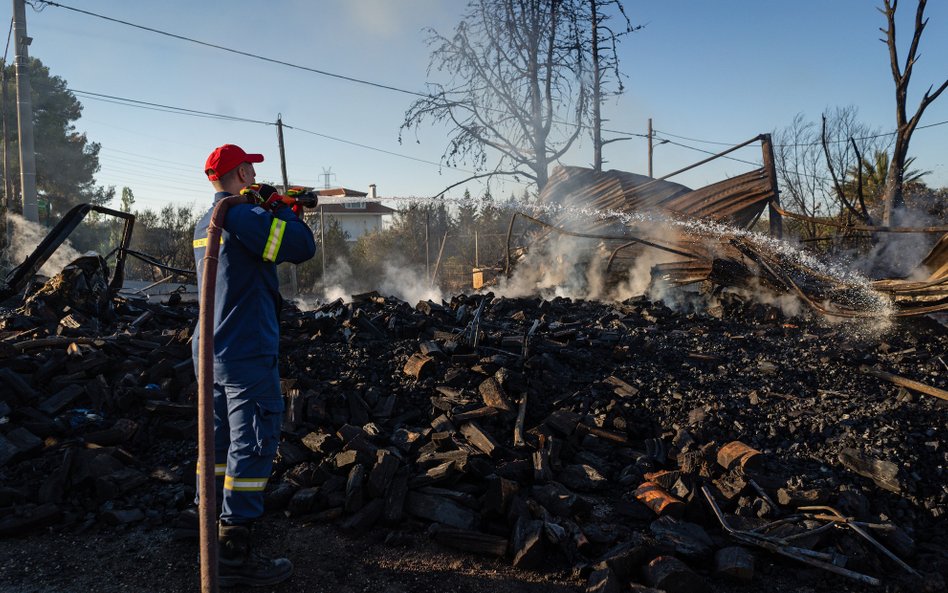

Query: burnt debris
[1,266,947,592]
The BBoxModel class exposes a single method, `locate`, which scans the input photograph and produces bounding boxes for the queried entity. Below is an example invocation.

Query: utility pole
[0,58,7,261]
[424,209,430,280]
[2,58,12,210]
[276,115,289,192]
[13,0,37,222]
[319,206,326,278]
[647,118,653,178]
[275,115,298,295]
[474,230,479,268]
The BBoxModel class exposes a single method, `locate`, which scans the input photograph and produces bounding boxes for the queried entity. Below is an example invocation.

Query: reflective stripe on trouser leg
[216,356,283,524]
[193,381,229,507]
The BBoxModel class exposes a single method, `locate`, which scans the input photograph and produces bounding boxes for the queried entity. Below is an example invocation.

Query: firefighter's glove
[240,183,285,212]
[286,187,318,210]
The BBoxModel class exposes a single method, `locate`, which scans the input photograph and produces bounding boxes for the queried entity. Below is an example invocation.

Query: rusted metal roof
[508,136,946,318]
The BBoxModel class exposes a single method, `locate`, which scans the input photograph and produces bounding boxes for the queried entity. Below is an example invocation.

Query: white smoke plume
[378,262,444,305]
[6,214,83,277]
[850,208,942,280]
[300,256,444,308]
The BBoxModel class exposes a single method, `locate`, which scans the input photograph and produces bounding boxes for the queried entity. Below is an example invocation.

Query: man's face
[238,162,257,185]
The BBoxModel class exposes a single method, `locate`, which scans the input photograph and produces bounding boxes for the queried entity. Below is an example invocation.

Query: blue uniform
[192,191,316,524]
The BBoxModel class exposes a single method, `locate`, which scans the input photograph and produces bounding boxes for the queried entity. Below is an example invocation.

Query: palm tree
[843,151,928,215]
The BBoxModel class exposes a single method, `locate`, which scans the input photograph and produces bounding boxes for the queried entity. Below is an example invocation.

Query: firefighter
[192,143,316,587]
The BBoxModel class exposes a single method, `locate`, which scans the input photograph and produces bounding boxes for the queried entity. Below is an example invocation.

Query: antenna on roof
[320,167,336,189]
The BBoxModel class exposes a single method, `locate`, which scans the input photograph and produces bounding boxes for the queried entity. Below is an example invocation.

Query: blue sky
[6,0,947,213]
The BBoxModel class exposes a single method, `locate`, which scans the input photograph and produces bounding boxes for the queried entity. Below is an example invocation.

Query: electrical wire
[654,118,948,149]
[31,1,947,193]
[653,136,764,168]
[68,88,274,125]
[34,0,426,98]
[33,0,652,141]
[99,146,198,169]
[283,124,475,173]
[32,0,948,153]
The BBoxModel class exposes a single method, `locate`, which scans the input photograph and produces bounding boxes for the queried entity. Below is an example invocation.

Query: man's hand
[240,184,285,211]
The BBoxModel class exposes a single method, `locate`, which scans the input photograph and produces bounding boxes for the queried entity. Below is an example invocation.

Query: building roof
[316,187,368,198]
[313,201,396,215]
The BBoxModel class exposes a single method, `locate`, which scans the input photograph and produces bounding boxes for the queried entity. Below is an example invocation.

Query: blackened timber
[405,490,477,530]
[478,377,513,411]
[459,422,500,458]
[451,406,498,423]
[368,449,400,498]
[514,393,527,448]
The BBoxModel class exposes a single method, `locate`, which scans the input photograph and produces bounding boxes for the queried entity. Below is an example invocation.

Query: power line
[98,152,198,175]
[66,83,484,176]
[653,136,764,169]
[34,0,426,98]
[34,0,948,155]
[100,146,196,169]
[38,82,456,172]
[654,118,948,149]
[284,124,475,173]
[69,88,274,125]
[33,0,652,142]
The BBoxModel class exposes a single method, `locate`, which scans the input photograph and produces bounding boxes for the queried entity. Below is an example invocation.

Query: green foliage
[295,216,349,289]
[841,151,929,218]
[120,187,135,213]
[2,58,113,214]
[326,191,526,294]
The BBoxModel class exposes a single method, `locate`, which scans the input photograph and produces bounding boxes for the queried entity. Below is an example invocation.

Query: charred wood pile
[1,257,947,592]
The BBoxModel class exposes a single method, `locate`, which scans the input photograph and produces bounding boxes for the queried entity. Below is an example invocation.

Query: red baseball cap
[204,144,264,181]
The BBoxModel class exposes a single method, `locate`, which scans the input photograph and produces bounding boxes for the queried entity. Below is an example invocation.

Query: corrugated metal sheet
[532,164,775,288]
[512,154,945,317]
[539,165,773,231]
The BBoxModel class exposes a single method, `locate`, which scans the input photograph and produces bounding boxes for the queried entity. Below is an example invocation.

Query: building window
[344,201,366,209]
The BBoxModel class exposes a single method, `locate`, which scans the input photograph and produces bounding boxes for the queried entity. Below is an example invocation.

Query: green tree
[455,188,479,266]
[842,150,928,218]
[120,187,135,213]
[2,58,113,216]
[124,204,198,280]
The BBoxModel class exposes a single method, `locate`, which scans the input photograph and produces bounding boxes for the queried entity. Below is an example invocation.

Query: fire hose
[197,193,255,593]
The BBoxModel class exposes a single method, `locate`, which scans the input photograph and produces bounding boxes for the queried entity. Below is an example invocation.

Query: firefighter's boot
[218,523,293,588]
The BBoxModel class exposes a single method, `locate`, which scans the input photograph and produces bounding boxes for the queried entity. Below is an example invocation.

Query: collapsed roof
[505,136,948,318]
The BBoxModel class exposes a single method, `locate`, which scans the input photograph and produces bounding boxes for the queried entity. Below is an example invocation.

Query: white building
[300,184,396,242]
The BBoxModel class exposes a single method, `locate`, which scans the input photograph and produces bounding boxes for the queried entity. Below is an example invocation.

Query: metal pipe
[197,193,253,593]
[701,486,881,587]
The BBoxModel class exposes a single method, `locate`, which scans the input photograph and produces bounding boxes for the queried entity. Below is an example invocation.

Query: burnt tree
[401,0,587,193]
[879,0,947,225]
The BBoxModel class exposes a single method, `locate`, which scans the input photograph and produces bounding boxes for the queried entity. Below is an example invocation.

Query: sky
[4,0,947,214]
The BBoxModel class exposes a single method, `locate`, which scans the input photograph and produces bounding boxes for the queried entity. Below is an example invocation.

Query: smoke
[379,263,444,305]
[300,256,444,308]
[6,214,83,277]
[485,202,902,327]
[492,234,603,300]
[494,209,699,308]
[851,208,942,280]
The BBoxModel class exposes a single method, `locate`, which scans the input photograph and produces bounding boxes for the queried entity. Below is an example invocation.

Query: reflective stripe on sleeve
[193,237,224,248]
[262,218,287,262]
[224,475,269,492]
